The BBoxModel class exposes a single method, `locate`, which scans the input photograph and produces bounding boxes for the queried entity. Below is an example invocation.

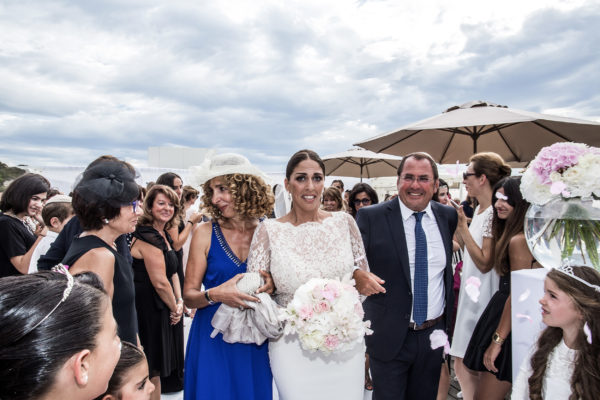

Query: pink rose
[325,335,339,350]
[314,301,330,313]
[299,305,314,320]
[321,283,340,301]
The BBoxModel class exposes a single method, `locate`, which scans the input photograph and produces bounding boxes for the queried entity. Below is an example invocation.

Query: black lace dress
[132,226,182,378]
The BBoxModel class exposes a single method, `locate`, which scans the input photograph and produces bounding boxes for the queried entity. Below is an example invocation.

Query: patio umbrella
[323,148,402,181]
[355,101,600,164]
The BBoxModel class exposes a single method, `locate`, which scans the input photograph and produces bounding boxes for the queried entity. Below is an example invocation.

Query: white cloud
[0,0,598,175]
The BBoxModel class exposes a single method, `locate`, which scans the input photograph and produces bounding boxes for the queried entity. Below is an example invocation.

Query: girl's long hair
[528,267,600,400]
[491,176,530,275]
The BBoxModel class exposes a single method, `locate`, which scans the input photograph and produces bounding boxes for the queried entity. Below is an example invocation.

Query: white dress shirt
[398,198,446,322]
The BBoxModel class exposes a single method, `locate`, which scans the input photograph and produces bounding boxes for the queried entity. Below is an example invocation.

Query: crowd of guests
[1,149,599,400]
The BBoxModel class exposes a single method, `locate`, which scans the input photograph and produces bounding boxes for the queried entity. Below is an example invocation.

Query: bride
[247,149,384,399]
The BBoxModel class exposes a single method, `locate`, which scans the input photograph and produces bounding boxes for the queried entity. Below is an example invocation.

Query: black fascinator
[74,160,139,207]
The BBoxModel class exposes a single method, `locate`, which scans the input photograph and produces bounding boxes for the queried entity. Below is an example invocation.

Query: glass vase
[524,198,600,270]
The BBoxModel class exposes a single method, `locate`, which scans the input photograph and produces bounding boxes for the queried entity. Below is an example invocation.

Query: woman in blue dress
[183,153,275,400]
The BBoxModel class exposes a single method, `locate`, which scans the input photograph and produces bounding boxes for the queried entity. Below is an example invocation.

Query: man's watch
[205,289,216,305]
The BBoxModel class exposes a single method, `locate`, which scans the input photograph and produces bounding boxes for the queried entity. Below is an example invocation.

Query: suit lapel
[431,202,452,259]
[385,200,411,285]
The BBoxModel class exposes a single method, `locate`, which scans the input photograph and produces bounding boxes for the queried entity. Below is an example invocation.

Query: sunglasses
[463,172,477,180]
[353,198,372,206]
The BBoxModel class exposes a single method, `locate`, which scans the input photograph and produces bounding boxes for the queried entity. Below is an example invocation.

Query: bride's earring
[103,218,109,224]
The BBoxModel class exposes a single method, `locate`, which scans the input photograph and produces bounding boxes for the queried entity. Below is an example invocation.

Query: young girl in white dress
[512,266,600,400]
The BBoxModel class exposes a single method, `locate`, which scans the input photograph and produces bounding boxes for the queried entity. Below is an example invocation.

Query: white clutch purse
[236,272,263,294]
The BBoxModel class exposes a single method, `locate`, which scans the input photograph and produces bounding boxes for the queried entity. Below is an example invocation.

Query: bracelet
[492,331,505,345]
[205,289,215,305]
[187,220,194,225]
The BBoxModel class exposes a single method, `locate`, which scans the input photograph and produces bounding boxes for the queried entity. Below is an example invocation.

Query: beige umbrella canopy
[355,101,600,164]
[323,148,402,181]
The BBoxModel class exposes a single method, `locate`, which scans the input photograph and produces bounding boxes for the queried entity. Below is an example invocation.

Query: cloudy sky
[1,0,598,173]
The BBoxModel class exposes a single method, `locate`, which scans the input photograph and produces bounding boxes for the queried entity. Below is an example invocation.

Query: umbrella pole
[360,164,363,182]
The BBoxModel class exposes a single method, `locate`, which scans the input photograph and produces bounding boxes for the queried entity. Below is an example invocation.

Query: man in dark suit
[356,152,457,400]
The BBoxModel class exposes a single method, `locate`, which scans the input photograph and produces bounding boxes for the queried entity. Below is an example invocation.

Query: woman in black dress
[0,173,50,277]
[62,159,141,344]
[130,184,184,400]
[463,176,538,399]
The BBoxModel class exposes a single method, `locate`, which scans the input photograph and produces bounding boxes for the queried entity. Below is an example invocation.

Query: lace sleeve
[344,213,369,271]
[247,221,271,273]
[482,209,493,238]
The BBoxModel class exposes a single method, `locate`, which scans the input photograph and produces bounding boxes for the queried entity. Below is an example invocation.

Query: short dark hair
[72,159,139,230]
[348,182,379,218]
[285,149,325,180]
[0,173,50,214]
[156,172,182,189]
[94,341,146,400]
[0,271,108,399]
[397,152,439,180]
[42,202,73,226]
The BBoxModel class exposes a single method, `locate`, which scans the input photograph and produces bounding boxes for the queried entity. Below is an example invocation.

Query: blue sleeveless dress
[184,223,272,400]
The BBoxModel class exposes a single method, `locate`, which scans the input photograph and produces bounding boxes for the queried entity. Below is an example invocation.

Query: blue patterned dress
[184,223,272,400]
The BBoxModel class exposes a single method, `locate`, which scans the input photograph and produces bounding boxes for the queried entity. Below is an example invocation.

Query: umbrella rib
[532,121,572,141]
[439,130,456,163]
[495,126,520,161]
[377,130,423,153]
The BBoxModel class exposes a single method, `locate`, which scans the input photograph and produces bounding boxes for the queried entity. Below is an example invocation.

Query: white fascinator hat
[190,153,269,187]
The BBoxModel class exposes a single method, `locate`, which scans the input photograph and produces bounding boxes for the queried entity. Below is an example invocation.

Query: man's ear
[72,349,91,386]
[50,216,61,229]
[102,395,117,400]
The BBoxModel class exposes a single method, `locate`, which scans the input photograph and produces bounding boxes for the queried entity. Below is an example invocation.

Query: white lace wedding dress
[247,212,369,400]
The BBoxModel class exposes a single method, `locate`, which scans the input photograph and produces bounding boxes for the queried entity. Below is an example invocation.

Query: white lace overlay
[247,212,369,307]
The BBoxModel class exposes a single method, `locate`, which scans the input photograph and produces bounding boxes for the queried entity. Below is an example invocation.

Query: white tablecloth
[511,268,548,382]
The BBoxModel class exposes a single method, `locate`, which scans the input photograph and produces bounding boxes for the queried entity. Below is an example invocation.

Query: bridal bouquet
[279,274,372,354]
[521,142,600,269]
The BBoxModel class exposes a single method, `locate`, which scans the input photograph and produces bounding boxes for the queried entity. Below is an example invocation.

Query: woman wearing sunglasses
[62,159,142,344]
[348,182,379,219]
[449,152,511,400]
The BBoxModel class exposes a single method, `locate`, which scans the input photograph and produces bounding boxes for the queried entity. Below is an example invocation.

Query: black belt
[408,315,444,331]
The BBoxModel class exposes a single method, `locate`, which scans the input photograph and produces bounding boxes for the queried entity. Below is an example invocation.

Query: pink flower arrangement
[280,274,372,353]
[521,142,600,204]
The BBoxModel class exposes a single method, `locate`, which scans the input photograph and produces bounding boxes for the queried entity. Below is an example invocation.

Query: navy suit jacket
[356,199,457,362]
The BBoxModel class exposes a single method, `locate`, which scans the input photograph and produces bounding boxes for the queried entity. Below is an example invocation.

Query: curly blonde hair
[201,174,274,220]
[137,185,182,230]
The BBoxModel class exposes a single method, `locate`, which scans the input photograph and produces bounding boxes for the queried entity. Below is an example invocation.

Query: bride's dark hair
[528,267,600,400]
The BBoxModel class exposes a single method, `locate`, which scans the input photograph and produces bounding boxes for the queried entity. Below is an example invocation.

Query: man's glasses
[400,175,431,184]
[353,198,372,206]
[463,172,477,180]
